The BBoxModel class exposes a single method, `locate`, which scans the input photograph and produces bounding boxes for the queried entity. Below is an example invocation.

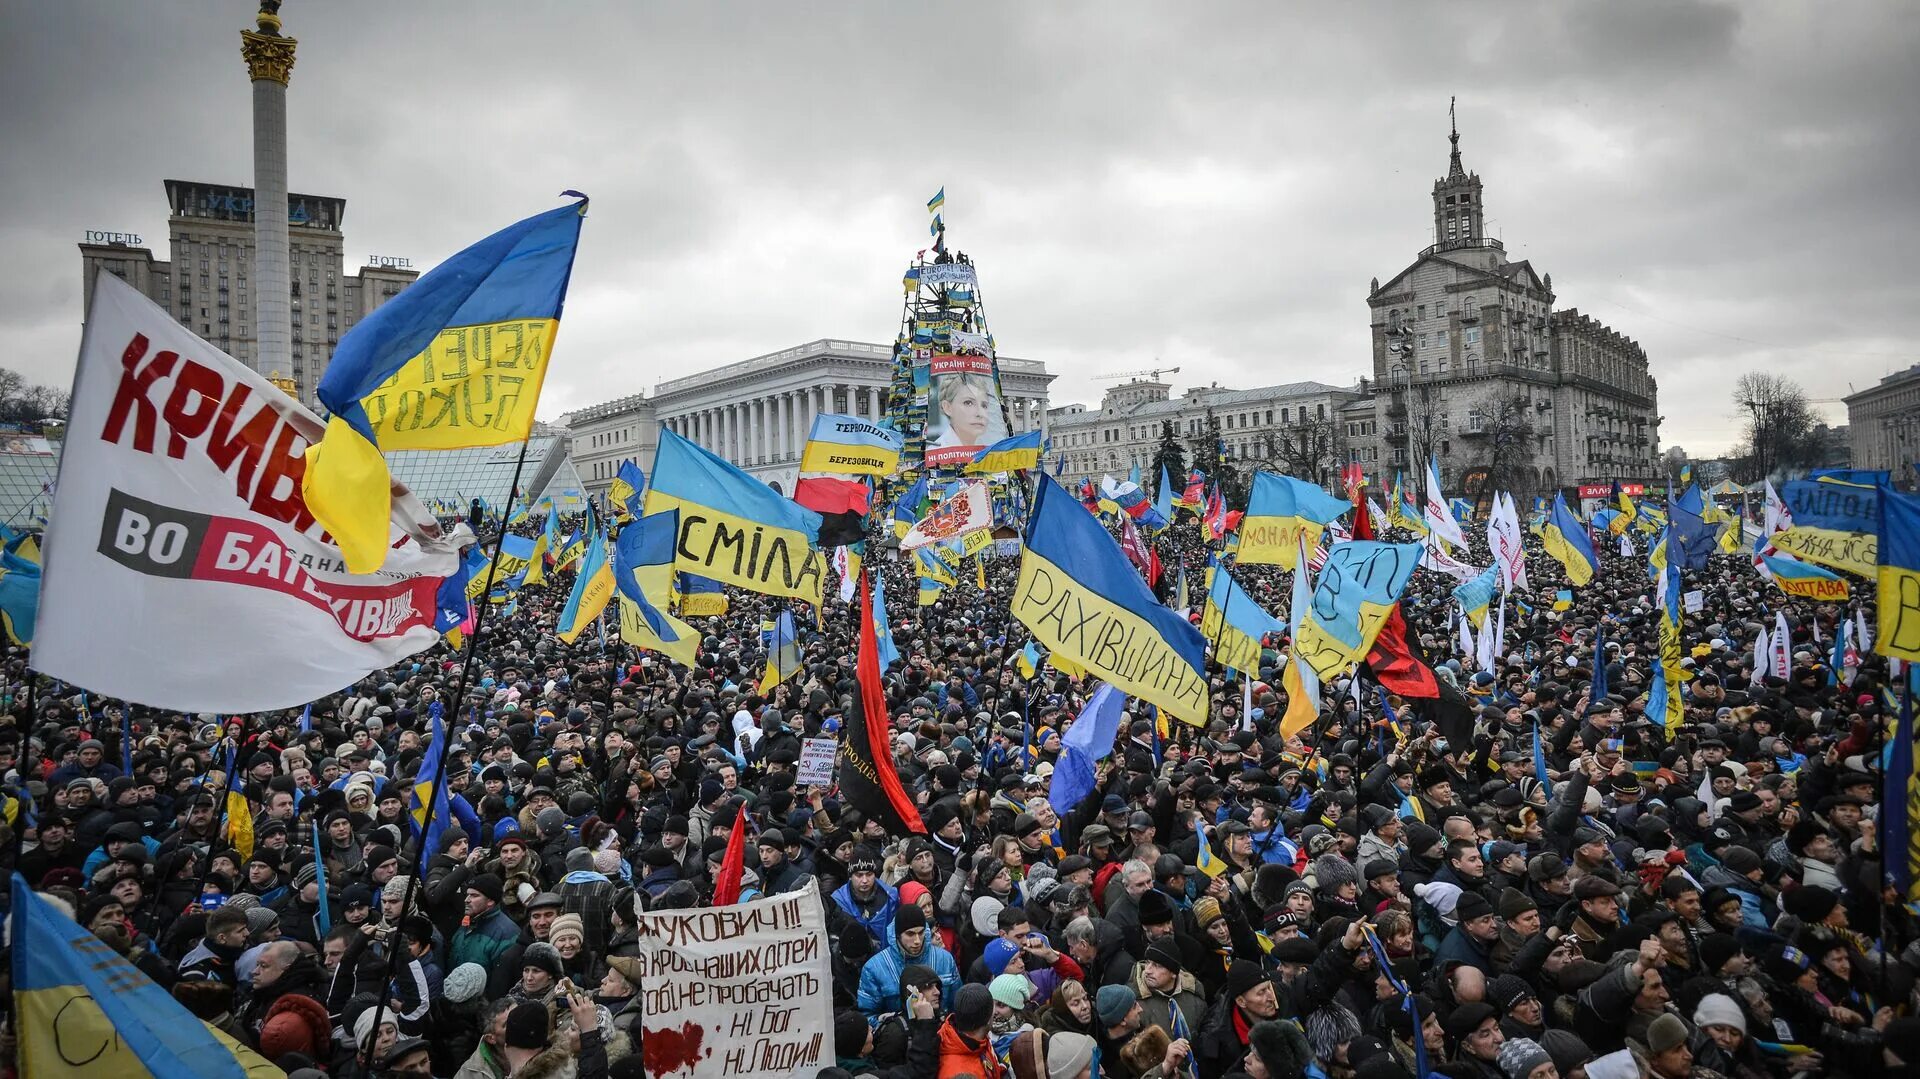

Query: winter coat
[858,936,962,1017]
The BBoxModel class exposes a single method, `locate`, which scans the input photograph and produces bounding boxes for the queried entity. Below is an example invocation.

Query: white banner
[917,263,977,287]
[900,481,992,551]
[796,737,837,786]
[633,889,834,1079]
[34,273,458,712]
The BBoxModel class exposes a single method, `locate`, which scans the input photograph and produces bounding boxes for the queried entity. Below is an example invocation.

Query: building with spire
[1362,103,1661,502]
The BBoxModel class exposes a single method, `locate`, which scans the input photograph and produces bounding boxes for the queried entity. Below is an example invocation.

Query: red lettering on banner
[193,517,434,641]
[101,335,319,536]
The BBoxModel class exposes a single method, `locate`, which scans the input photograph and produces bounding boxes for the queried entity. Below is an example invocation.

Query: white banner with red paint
[632,888,833,1079]
[33,273,458,712]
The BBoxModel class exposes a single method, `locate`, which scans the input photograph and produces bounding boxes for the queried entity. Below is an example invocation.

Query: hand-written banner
[633,890,834,1079]
[364,319,555,449]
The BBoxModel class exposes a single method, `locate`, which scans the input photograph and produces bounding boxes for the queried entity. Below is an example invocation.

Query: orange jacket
[937,1018,1000,1079]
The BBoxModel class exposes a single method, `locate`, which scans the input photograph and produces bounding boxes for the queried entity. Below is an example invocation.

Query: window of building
[1318,404,1326,420]
[1416,304,1426,321]
[1465,328,1480,344]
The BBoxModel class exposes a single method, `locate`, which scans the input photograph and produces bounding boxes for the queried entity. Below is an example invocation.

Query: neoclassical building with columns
[562,338,1052,499]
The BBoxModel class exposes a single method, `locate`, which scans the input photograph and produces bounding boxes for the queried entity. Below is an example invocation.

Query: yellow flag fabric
[225,790,254,861]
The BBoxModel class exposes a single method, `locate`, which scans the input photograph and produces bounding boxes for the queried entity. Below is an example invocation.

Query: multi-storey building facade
[1050,378,1364,488]
[1364,117,1660,500]
[1846,364,1920,475]
[565,339,1052,497]
[78,180,418,409]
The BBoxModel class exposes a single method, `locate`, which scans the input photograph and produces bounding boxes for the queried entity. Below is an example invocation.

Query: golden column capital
[240,29,298,85]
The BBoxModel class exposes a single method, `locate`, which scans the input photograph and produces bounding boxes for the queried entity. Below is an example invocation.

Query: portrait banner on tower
[923,354,1010,467]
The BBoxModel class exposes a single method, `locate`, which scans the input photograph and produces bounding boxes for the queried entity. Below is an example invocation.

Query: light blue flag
[1155,465,1174,524]
[299,703,313,733]
[0,545,41,646]
[1451,565,1500,628]
[1295,540,1425,680]
[12,872,279,1075]
[1048,682,1126,813]
[872,570,901,670]
[312,820,331,932]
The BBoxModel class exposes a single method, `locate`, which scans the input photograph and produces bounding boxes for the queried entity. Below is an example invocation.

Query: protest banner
[632,889,834,1079]
[34,273,458,713]
[1683,589,1705,613]
[796,737,838,786]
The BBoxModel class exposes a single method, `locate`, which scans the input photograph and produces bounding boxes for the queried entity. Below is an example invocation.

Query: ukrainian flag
[1542,493,1600,586]
[1014,476,1209,725]
[1552,589,1574,611]
[1452,564,1498,629]
[305,199,588,574]
[13,873,281,1078]
[1238,472,1351,569]
[757,610,803,693]
[646,429,825,604]
[1886,667,1920,908]
[555,511,615,645]
[891,473,930,539]
[1014,641,1043,679]
[1294,540,1423,680]
[0,542,41,646]
[1650,527,1688,736]
[524,503,561,587]
[903,265,921,294]
[409,704,451,871]
[965,430,1045,475]
[610,460,647,521]
[927,187,946,214]
[871,572,901,669]
[1614,489,1638,534]
[219,741,253,860]
[1194,824,1228,878]
[1762,551,1849,601]
[1200,561,1284,676]
[676,573,729,617]
[615,509,702,667]
[1878,488,1920,660]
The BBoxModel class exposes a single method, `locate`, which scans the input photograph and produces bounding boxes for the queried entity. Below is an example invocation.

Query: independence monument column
[240,1,297,376]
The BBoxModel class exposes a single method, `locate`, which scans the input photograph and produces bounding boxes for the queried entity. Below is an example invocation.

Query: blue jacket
[832,880,899,949]
[857,936,961,1017]
[1433,924,1492,974]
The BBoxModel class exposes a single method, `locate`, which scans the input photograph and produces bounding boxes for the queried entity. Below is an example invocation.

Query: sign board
[1577,483,1644,499]
[796,738,837,786]
[1683,590,1704,614]
[83,230,144,247]
[632,889,834,1079]
[367,255,413,269]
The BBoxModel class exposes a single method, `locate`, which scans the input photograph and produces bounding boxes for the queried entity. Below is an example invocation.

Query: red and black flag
[838,571,926,835]
[1363,603,1440,699]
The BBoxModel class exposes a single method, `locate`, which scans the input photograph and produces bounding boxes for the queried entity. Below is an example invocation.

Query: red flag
[1119,515,1150,575]
[711,805,748,904]
[1350,497,1374,541]
[1363,603,1439,698]
[1147,547,1163,590]
[837,572,926,834]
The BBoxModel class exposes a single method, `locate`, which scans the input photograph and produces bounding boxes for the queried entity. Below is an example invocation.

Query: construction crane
[1093,365,1181,382]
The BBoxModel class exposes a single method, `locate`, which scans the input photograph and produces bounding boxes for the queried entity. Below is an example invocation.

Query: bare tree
[1464,395,1536,512]
[1252,416,1345,488]
[0,367,68,426]
[1731,373,1816,482]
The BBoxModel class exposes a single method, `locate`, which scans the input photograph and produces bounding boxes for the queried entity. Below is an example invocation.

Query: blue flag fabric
[1048,683,1127,814]
[312,821,331,933]
[1590,628,1609,703]
[12,873,278,1076]
[1668,498,1719,571]
[409,703,451,873]
[872,572,901,670]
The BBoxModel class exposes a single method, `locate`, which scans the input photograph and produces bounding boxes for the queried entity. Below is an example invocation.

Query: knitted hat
[548,913,585,948]
[504,1000,551,1050]
[984,938,1022,976]
[1193,896,1224,928]
[1413,881,1461,919]
[953,983,994,1032]
[1693,992,1746,1034]
[521,941,564,980]
[1645,1013,1688,1055]
[1313,853,1358,891]
[990,973,1033,1010]
[1046,1032,1095,1079]
[1095,984,1136,1027]
[1495,1038,1552,1079]
[1455,891,1495,924]
[1698,934,1741,975]
[834,1009,871,1055]
[1488,974,1534,1014]
[1224,960,1268,1002]
[1443,1001,1497,1041]
[1763,943,1812,984]
[1783,885,1838,923]
[895,902,928,936]
[468,873,505,904]
[442,963,488,1003]
[1143,939,1183,975]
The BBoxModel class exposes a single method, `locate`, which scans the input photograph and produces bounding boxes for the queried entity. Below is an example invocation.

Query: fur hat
[257,993,332,1061]
[1247,1020,1312,1078]
[1312,854,1357,891]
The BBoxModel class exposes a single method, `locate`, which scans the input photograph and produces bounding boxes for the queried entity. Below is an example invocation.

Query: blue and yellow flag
[466,533,538,601]
[1541,493,1599,586]
[556,508,615,645]
[1194,824,1228,878]
[1552,589,1574,611]
[610,460,647,522]
[646,429,824,604]
[0,541,41,646]
[305,199,588,573]
[1650,527,1688,736]
[1295,540,1423,680]
[1014,641,1043,679]
[1613,488,1638,535]
[1200,561,1285,675]
[927,187,946,214]
[1776,477,1880,577]
[802,414,904,475]
[871,572,901,669]
[1155,465,1175,525]
[1877,488,1920,661]
[1013,476,1209,725]
[965,430,1045,475]
[1239,472,1350,570]
[13,873,281,1078]
[1761,551,1849,601]
[675,572,729,617]
[409,704,451,871]
[891,473,930,539]
[1452,564,1499,629]
[1885,666,1920,908]
[615,509,701,667]
[757,609,802,693]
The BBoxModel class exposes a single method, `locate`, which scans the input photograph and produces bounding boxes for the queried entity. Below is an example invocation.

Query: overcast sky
[4,2,1915,455]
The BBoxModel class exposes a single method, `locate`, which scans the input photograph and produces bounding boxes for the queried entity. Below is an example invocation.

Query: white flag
[34,273,458,713]
[899,481,992,551]
[1422,458,1468,548]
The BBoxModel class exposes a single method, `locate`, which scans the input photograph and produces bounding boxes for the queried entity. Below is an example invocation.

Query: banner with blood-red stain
[633,888,833,1079]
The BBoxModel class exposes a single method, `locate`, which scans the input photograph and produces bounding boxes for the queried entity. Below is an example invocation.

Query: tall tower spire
[1432,97,1484,249]
[241,2,296,379]
[1448,95,1464,179]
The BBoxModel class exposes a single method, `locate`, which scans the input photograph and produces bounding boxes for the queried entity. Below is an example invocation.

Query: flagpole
[358,436,533,1068]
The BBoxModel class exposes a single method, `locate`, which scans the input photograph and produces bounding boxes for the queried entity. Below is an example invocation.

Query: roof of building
[0,437,60,524]
[1054,380,1355,423]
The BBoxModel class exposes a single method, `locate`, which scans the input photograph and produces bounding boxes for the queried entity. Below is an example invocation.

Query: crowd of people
[1,495,1918,1079]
